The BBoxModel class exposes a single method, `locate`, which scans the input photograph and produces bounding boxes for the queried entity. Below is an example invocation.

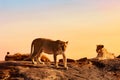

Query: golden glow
[0,1,120,60]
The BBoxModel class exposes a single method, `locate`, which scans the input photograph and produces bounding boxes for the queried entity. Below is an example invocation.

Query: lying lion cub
[96,44,115,60]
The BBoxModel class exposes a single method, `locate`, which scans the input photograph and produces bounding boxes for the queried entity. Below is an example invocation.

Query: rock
[117,55,120,58]
[0,70,10,80]
[59,58,76,63]
[76,57,88,62]
[90,59,105,68]
[0,58,120,80]
[76,57,91,66]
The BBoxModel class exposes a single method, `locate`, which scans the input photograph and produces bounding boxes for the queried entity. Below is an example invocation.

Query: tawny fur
[96,45,115,60]
[30,38,68,69]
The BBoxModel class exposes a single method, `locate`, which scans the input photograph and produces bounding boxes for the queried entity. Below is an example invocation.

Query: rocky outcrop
[0,58,120,80]
[117,55,120,58]
[59,58,76,63]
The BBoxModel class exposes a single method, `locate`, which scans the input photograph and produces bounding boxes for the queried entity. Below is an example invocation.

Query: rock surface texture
[0,58,120,80]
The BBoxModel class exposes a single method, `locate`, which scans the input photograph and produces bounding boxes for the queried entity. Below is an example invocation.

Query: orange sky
[0,0,120,61]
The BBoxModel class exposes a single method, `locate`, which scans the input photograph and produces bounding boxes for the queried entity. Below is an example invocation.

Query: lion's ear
[101,45,104,48]
[66,41,68,44]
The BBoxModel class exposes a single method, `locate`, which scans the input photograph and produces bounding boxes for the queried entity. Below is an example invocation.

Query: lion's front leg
[62,53,68,70]
[53,54,58,68]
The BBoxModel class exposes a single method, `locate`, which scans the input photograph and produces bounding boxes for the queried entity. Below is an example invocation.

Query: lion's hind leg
[36,50,44,64]
[31,51,38,64]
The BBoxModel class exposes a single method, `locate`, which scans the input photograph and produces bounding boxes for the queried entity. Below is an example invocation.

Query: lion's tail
[30,41,34,56]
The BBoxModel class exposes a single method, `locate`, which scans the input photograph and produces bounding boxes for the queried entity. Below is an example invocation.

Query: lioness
[96,45,115,60]
[30,38,68,69]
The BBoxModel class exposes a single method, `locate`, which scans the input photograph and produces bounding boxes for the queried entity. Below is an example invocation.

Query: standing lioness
[30,38,68,69]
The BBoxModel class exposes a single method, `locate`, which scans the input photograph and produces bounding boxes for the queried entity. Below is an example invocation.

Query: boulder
[117,55,120,58]
[59,58,76,63]
[0,58,120,80]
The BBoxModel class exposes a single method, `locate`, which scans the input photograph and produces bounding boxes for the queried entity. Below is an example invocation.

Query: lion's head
[56,40,68,52]
[96,44,104,53]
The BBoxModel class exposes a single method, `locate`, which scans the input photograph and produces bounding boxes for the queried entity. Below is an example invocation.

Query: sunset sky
[0,0,120,61]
